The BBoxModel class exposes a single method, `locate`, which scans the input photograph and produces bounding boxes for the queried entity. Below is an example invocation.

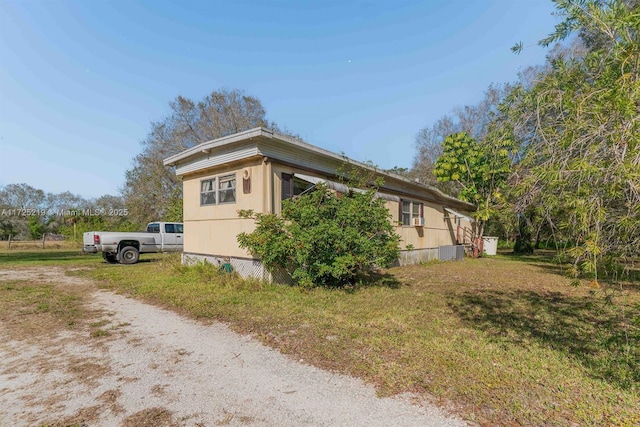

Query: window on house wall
[401,201,411,226]
[201,179,216,205]
[218,174,236,204]
[400,200,424,226]
[281,173,315,205]
[200,173,237,206]
[412,202,421,220]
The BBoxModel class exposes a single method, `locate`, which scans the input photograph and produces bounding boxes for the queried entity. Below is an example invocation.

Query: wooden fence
[3,234,78,250]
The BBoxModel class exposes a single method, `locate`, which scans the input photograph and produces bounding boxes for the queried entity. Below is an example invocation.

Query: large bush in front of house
[238,184,400,287]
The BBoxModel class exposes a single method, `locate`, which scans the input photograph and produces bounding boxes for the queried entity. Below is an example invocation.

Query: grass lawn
[2,248,639,425]
[0,241,89,266]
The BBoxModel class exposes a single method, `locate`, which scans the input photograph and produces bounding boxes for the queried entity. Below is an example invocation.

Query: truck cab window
[147,223,160,233]
[164,224,175,233]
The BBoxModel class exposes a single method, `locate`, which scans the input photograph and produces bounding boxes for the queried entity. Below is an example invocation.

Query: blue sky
[0,0,559,199]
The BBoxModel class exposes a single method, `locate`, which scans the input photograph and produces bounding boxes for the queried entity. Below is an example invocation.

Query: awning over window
[294,173,349,193]
[293,173,400,202]
[444,207,475,222]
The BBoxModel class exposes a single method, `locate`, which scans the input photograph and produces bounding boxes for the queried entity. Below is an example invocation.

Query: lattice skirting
[181,253,295,285]
[183,246,464,283]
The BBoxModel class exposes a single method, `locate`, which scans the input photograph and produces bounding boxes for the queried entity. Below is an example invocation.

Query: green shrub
[238,184,400,287]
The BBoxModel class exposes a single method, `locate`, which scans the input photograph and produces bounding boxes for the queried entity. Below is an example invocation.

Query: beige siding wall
[181,158,475,259]
[389,200,464,250]
[182,157,265,257]
[184,218,258,258]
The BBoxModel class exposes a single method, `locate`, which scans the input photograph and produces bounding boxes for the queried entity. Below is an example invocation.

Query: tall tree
[433,130,515,240]
[0,183,46,210]
[0,184,47,239]
[412,115,457,188]
[123,88,270,226]
[511,0,640,282]
[412,84,513,194]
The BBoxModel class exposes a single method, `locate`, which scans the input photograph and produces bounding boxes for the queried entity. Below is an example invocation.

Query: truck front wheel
[102,252,118,264]
[119,246,140,264]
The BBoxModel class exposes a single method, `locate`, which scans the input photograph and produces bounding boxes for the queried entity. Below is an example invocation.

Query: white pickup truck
[82,222,183,264]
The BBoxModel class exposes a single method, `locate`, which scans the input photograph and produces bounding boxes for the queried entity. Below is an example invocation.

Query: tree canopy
[123,88,271,226]
[0,183,134,240]
[508,0,640,281]
[433,130,514,238]
[412,83,513,194]
[416,0,639,281]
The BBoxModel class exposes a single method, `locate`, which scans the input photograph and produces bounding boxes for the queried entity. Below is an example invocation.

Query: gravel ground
[0,268,466,426]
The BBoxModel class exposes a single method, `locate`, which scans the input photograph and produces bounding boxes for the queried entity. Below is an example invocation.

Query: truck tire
[102,252,118,264]
[119,246,139,264]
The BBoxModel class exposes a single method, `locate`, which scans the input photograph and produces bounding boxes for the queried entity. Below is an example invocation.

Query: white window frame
[200,173,237,206]
[200,178,216,206]
[400,200,424,226]
[218,173,237,205]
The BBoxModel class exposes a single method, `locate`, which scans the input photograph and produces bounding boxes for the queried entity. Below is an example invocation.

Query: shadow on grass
[500,250,570,276]
[275,270,403,291]
[351,270,403,290]
[448,289,640,391]
[500,249,559,263]
[310,273,404,291]
[130,258,157,264]
[500,249,640,285]
[503,251,640,290]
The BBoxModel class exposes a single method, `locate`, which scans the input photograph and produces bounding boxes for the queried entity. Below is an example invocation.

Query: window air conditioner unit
[412,217,425,227]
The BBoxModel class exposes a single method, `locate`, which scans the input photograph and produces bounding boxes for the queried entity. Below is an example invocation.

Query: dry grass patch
[215,409,255,425]
[65,356,111,387]
[0,264,104,343]
[97,388,124,414]
[121,407,178,427]
[1,239,81,251]
[39,405,101,427]
[0,281,86,340]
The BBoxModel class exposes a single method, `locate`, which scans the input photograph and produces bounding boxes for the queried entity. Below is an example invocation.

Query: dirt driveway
[0,266,465,427]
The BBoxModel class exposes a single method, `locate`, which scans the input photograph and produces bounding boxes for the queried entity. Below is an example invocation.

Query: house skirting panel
[183,246,463,284]
[397,248,438,266]
[396,245,464,266]
[181,253,294,284]
[438,245,465,262]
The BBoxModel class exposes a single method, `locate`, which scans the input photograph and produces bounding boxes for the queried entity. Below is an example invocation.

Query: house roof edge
[162,127,476,212]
